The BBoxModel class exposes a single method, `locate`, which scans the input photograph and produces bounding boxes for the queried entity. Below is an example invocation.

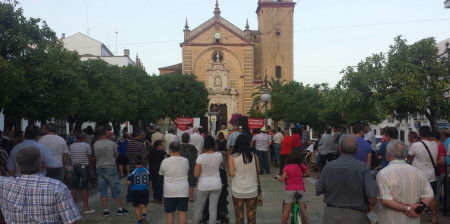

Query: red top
[281,136,293,155]
[283,164,307,191]
[292,134,301,147]
[438,144,446,174]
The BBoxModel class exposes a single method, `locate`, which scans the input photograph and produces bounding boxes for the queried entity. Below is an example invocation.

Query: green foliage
[155,73,209,122]
[248,108,264,119]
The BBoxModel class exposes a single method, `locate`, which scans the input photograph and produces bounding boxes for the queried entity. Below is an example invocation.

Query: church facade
[160,0,295,125]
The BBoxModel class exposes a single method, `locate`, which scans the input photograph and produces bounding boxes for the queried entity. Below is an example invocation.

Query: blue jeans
[273,144,281,166]
[97,168,121,199]
[151,174,164,201]
[256,150,270,174]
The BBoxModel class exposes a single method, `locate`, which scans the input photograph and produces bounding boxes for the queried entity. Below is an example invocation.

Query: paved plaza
[77,169,447,224]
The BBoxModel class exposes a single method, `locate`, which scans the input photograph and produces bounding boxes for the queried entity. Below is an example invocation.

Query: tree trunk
[424,111,437,131]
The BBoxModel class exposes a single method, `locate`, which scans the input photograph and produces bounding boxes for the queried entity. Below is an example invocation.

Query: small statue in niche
[214,76,222,87]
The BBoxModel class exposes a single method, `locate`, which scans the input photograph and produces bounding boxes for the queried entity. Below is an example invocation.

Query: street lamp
[261,74,271,129]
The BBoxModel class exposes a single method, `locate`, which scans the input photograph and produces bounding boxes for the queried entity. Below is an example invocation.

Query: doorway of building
[210,104,227,127]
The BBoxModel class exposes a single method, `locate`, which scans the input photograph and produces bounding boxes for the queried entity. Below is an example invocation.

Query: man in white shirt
[159,142,189,224]
[164,128,180,154]
[252,127,272,174]
[272,127,283,167]
[38,123,69,182]
[364,126,377,152]
[189,127,204,155]
[407,126,438,224]
[151,126,164,146]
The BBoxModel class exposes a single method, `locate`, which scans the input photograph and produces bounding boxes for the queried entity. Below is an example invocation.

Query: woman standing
[228,135,259,224]
[148,140,167,204]
[179,133,198,202]
[216,132,228,168]
[116,133,129,178]
[193,135,223,224]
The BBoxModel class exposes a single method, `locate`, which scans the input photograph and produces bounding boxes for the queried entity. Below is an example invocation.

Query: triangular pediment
[182,16,251,45]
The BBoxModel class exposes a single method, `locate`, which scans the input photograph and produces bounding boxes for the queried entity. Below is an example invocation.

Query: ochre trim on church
[181,22,252,46]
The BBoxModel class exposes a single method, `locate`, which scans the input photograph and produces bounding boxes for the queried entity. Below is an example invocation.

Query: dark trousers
[256,150,270,174]
[151,174,163,201]
[279,154,288,175]
[320,153,337,172]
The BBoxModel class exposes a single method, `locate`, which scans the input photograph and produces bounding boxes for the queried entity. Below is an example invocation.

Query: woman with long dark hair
[228,135,259,224]
[193,135,223,224]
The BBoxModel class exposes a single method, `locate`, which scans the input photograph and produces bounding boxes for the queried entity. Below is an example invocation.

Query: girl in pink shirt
[276,150,310,224]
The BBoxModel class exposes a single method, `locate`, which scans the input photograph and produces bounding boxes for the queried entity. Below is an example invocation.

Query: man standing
[252,127,271,175]
[300,126,310,151]
[407,126,438,224]
[0,146,81,223]
[377,127,398,170]
[126,129,148,171]
[94,126,128,217]
[216,125,229,141]
[7,125,55,177]
[151,126,164,145]
[364,126,376,152]
[189,127,204,155]
[69,130,95,215]
[0,128,15,155]
[318,128,337,172]
[272,127,283,167]
[316,134,378,224]
[144,125,155,146]
[279,129,293,175]
[377,140,434,224]
[38,123,70,182]
[165,128,180,154]
[227,125,241,151]
[353,123,372,168]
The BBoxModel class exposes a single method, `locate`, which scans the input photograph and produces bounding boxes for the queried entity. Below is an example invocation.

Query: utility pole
[115,31,118,55]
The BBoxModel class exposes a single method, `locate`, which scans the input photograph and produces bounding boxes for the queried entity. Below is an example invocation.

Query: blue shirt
[117,139,128,156]
[443,138,450,165]
[227,131,242,149]
[127,167,150,191]
[7,140,55,177]
[354,137,371,164]
[378,142,388,168]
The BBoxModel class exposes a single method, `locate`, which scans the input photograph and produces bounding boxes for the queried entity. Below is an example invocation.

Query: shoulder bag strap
[419,140,438,171]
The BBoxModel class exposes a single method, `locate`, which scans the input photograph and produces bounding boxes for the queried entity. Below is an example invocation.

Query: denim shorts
[164,197,189,213]
[72,165,90,189]
[97,168,121,199]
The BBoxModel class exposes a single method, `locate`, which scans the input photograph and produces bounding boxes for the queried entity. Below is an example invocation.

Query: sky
[17,0,450,87]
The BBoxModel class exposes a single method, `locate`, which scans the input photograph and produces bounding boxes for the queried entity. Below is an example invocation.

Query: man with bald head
[316,134,378,224]
[377,140,433,224]
[189,127,204,155]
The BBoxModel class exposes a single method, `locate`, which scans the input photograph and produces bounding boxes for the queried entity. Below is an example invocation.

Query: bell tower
[257,0,295,81]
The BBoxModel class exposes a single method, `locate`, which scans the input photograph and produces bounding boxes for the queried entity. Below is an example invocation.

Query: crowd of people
[0,121,449,224]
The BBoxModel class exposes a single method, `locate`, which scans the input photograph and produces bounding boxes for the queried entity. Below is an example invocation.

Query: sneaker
[103,210,109,217]
[83,209,96,215]
[142,214,147,219]
[137,220,143,224]
[117,208,129,216]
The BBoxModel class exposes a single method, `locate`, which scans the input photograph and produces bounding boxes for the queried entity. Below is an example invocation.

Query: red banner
[248,118,264,130]
[176,117,194,131]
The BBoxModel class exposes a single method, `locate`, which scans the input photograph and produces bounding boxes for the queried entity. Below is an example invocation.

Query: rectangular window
[275,66,281,78]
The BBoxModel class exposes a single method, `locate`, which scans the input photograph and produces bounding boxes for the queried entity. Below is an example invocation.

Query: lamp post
[261,74,271,129]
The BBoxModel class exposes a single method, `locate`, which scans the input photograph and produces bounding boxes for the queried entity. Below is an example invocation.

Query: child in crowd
[276,150,311,224]
[126,154,150,224]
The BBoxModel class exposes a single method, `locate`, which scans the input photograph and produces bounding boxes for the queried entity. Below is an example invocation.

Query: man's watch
[407,206,411,213]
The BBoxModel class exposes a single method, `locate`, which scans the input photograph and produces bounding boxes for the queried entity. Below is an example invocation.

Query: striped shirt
[126,139,147,166]
[69,142,91,165]
[0,174,81,223]
[376,160,433,224]
[316,154,378,211]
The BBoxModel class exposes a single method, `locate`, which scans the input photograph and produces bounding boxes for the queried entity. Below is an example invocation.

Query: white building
[61,32,142,68]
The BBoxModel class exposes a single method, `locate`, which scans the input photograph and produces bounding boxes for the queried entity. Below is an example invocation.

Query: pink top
[283,164,307,191]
